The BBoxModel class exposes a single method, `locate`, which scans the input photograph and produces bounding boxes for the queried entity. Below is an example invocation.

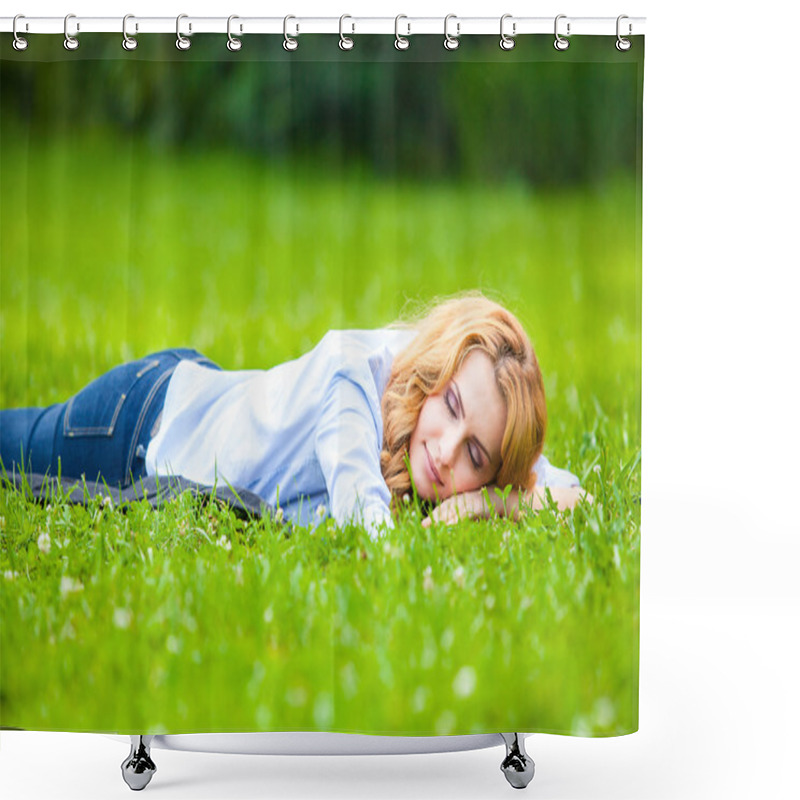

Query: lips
[425,445,443,486]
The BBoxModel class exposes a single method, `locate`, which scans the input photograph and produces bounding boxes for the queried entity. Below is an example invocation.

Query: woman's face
[408,349,507,502]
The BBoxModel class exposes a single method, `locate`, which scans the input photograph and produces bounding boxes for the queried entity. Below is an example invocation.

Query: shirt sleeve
[314,372,395,539]
[532,454,581,488]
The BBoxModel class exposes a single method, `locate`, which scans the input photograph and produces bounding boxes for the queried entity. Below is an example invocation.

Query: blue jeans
[1,348,220,488]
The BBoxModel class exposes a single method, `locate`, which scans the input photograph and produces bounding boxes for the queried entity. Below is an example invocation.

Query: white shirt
[146,328,578,537]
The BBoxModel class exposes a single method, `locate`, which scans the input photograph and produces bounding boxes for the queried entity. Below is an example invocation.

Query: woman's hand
[421,489,491,528]
[421,484,594,528]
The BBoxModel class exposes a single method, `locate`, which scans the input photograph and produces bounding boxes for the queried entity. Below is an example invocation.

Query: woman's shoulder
[308,328,415,398]
[315,328,416,361]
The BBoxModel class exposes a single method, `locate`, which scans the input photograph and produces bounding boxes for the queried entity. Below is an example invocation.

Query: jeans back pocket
[63,358,160,438]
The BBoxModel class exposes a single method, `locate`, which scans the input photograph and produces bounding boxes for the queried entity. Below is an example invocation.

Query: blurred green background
[1,35,642,449]
[0,34,642,736]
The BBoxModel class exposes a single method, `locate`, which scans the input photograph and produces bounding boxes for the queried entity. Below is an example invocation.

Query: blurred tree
[1,33,642,188]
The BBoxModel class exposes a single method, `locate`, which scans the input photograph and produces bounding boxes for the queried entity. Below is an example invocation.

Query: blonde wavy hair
[380,293,547,508]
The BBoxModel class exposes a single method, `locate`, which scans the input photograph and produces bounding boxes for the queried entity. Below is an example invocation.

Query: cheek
[407,399,438,496]
[407,408,424,470]
[412,398,437,441]
[453,468,485,495]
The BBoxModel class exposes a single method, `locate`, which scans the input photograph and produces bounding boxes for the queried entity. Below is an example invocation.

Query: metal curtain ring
[227,15,242,51]
[176,14,191,50]
[554,14,570,51]
[122,14,138,51]
[64,13,79,51]
[339,14,354,50]
[616,15,632,51]
[499,14,515,50]
[394,15,410,50]
[444,14,459,51]
[12,14,28,51]
[283,15,298,51]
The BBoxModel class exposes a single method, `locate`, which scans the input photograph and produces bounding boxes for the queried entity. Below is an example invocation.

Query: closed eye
[445,389,457,418]
[445,387,483,470]
[468,443,482,470]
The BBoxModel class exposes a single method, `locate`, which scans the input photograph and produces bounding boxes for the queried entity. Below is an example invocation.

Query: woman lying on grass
[0,293,588,536]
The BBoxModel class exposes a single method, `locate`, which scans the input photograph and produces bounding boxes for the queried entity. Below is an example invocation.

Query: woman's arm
[508,485,593,516]
[315,373,395,537]
[421,484,593,527]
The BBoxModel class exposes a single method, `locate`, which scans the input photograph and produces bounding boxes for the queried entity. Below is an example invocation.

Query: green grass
[0,131,640,736]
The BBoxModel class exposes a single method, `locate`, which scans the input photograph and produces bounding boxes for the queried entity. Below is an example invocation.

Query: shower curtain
[0,26,643,738]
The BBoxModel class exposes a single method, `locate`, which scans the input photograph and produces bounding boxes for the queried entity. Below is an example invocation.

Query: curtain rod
[1,15,646,38]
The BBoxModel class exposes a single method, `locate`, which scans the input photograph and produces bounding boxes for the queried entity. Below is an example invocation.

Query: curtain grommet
[176,14,191,50]
[227,15,242,51]
[444,14,460,51]
[12,15,28,51]
[63,13,79,51]
[339,14,355,51]
[122,14,138,51]
[499,14,516,51]
[616,15,632,51]
[394,15,410,50]
[554,14,570,51]
[283,15,299,51]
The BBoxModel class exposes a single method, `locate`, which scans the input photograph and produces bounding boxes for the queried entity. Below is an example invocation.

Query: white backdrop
[2,1,798,798]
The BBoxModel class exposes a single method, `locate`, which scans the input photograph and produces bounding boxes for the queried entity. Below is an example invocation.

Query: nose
[439,427,459,470]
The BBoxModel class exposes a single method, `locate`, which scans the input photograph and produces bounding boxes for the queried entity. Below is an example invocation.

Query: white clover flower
[103,495,114,509]
[113,608,133,629]
[274,507,285,523]
[453,565,465,588]
[316,504,326,519]
[594,696,616,727]
[593,464,601,474]
[411,686,428,713]
[571,714,593,738]
[435,710,456,736]
[452,665,477,698]
[217,534,232,552]
[4,570,18,580]
[402,493,411,505]
[60,576,84,596]
[37,531,51,554]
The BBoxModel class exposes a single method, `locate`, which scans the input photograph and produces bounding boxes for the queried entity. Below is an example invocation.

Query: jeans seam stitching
[124,366,178,479]
[135,359,160,379]
[126,355,218,480]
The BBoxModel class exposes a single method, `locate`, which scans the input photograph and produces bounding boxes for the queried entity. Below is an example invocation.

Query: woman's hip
[1,348,220,486]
